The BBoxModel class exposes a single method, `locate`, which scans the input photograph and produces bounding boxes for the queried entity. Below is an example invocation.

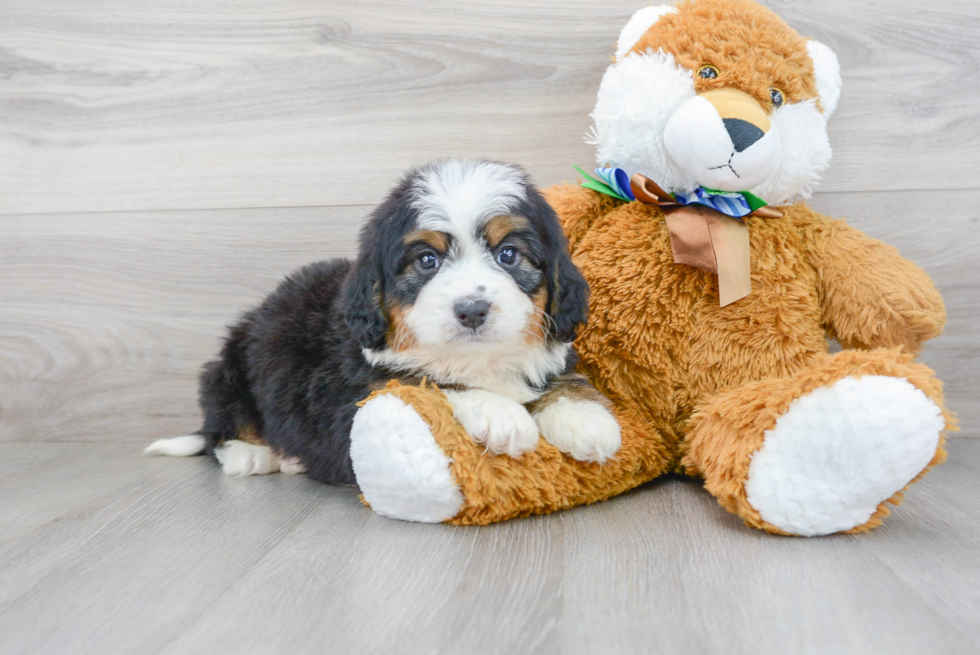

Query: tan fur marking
[527,373,610,415]
[236,423,266,446]
[385,302,418,353]
[403,230,449,252]
[524,287,549,344]
[483,215,530,248]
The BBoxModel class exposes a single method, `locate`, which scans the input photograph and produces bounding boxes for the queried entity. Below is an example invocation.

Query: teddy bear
[348,0,953,536]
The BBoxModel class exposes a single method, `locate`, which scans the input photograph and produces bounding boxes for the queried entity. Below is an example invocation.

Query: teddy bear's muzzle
[664,87,782,193]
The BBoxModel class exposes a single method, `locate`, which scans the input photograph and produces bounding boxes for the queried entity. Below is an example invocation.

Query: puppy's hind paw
[213,440,281,476]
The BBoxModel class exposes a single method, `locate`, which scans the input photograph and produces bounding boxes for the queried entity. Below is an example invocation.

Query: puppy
[146,160,621,483]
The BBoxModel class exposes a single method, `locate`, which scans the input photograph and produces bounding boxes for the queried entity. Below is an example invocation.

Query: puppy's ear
[531,195,589,342]
[549,248,590,342]
[342,253,387,350]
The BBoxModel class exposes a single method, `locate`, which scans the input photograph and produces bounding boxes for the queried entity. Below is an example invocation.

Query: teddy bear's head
[589,0,841,205]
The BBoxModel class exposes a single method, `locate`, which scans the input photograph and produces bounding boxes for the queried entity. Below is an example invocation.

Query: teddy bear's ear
[615,5,678,60]
[806,40,842,116]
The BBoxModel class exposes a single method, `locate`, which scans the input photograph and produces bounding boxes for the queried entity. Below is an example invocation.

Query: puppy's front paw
[444,389,540,458]
[534,398,621,463]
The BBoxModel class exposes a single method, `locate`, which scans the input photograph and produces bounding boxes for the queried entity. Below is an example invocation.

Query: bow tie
[574,166,783,307]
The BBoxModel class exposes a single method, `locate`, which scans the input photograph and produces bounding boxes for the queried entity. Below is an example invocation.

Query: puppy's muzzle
[454,299,490,329]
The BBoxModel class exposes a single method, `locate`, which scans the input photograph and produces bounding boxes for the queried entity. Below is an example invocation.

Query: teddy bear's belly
[571,205,827,453]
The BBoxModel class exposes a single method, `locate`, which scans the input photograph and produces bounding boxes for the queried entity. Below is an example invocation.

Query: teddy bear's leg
[683,348,952,536]
[349,380,674,525]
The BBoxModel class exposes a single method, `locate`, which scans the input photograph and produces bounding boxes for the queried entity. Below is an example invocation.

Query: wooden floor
[0,439,977,655]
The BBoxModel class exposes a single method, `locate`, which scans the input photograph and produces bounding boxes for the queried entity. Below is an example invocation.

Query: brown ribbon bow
[628,174,782,307]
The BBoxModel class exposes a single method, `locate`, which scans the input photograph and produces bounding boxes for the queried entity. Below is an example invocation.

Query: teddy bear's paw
[744,375,944,537]
[533,397,622,463]
[444,389,540,458]
[350,394,464,523]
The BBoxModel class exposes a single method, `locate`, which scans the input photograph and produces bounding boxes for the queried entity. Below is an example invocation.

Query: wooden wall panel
[0,0,977,440]
[2,191,976,441]
[0,0,977,214]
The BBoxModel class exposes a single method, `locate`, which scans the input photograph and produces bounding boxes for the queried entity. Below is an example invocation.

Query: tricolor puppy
[146,160,621,483]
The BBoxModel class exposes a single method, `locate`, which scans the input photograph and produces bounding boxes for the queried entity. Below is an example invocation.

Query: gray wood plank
[0,443,173,541]
[0,207,363,442]
[558,474,974,655]
[0,0,977,215]
[2,191,976,444]
[0,445,328,655]
[0,441,977,655]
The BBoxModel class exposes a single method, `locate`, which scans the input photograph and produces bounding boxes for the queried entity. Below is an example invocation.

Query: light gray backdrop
[2,0,977,441]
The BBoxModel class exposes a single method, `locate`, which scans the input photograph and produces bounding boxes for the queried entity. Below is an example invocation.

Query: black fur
[509,187,590,342]
[195,161,590,486]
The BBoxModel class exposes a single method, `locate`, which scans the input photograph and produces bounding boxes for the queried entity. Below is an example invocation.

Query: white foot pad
[279,456,307,475]
[745,376,944,536]
[534,398,621,463]
[349,394,464,523]
[214,440,281,477]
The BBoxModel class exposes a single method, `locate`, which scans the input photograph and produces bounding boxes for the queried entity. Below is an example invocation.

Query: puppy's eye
[417,252,441,271]
[698,65,719,80]
[770,88,785,108]
[496,246,519,267]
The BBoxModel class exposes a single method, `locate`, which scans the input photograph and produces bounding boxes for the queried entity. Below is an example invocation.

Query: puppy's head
[343,160,588,357]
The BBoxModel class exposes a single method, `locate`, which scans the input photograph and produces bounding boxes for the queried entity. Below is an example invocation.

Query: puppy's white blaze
[144,434,206,457]
[407,247,533,348]
[411,160,528,243]
[533,398,622,463]
[213,440,281,476]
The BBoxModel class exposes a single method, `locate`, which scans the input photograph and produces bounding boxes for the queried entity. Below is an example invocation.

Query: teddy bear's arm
[795,209,946,354]
[544,183,621,251]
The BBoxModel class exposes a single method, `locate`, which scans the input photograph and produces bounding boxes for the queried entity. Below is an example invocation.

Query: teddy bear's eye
[770,88,785,108]
[698,65,719,80]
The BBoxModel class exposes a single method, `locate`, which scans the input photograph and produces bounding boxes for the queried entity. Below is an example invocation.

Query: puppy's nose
[454,299,490,329]
[723,118,765,152]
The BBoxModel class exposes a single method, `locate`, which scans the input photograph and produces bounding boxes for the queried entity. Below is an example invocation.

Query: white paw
[350,394,463,523]
[534,398,621,463]
[213,440,281,477]
[278,456,307,475]
[444,389,540,458]
[745,375,944,536]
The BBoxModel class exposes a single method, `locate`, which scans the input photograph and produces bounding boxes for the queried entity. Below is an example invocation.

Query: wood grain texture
[2,188,977,443]
[0,0,978,215]
[1,440,978,655]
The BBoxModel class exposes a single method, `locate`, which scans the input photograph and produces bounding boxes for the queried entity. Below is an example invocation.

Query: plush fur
[147,160,621,482]
[345,0,952,536]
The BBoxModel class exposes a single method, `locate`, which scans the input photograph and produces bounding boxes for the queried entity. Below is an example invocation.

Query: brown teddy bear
[349,0,953,536]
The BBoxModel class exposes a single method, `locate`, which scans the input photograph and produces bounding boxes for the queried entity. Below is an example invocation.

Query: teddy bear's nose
[723,118,765,152]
